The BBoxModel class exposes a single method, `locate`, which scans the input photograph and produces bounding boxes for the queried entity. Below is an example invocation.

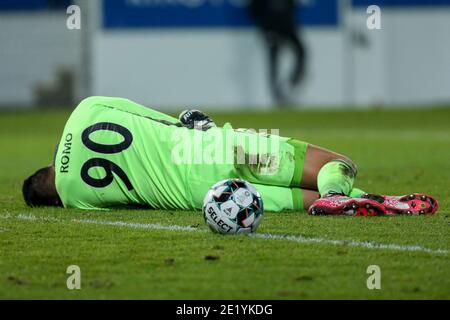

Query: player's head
[22,166,61,207]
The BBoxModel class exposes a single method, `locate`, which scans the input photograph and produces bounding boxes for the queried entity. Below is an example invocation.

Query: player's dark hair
[22,166,58,207]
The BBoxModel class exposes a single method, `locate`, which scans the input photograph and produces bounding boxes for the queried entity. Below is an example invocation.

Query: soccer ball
[203,179,264,234]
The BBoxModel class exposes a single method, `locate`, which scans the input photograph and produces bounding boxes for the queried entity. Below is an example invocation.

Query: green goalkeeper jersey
[55,96,308,212]
[55,96,194,210]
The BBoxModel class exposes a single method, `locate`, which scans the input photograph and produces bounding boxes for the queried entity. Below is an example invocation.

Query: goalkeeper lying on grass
[22,96,438,216]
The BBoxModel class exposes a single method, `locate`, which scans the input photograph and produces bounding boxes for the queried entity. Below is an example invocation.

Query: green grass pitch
[0,107,449,299]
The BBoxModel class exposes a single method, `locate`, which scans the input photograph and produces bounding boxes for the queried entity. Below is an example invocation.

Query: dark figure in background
[249,0,306,107]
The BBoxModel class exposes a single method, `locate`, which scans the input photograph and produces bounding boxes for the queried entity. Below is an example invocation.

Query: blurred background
[1,0,450,111]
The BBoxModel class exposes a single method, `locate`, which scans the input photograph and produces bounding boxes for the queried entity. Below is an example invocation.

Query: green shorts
[186,126,308,212]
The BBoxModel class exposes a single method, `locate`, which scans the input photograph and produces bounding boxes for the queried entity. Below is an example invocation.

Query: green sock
[317,159,357,197]
[349,187,367,198]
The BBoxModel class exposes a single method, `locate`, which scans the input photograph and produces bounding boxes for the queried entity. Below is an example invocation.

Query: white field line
[2,213,448,255]
[250,233,449,255]
[3,213,199,232]
[73,217,200,232]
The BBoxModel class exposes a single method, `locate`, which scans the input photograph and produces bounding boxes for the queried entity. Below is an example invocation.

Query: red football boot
[308,195,386,216]
[360,193,438,215]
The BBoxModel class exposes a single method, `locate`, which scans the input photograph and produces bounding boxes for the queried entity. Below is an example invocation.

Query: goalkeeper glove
[179,109,216,131]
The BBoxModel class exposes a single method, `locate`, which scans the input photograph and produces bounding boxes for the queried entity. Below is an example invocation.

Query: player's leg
[231,133,381,214]
[300,144,362,196]
[297,143,389,216]
[301,144,438,215]
[251,183,319,212]
[231,135,359,196]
